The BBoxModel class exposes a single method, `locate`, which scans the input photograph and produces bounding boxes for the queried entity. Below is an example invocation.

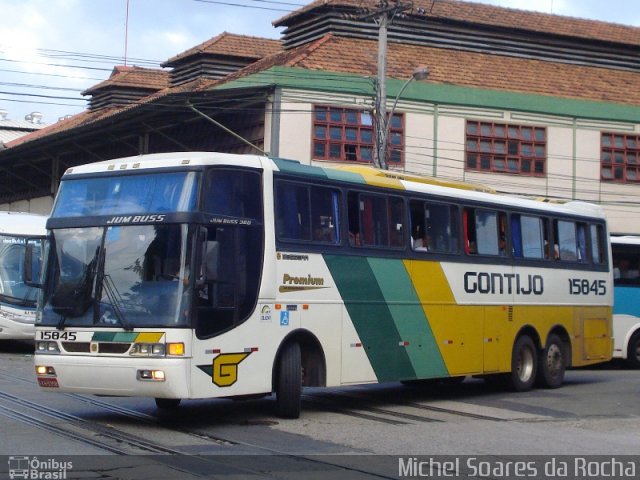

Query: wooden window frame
[465,120,546,176]
[601,132,640,183]
[312,105,404,165]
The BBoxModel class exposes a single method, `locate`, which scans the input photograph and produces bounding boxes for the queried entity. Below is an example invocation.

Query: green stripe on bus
[324,255,416,381]
[272,158,329,179]
[272,158,366,185]
[91,332,138,342]
[324,169,367,185]
[367,258,448,379]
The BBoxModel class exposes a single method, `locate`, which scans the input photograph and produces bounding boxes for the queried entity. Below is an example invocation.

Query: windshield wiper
[94,247,132,331]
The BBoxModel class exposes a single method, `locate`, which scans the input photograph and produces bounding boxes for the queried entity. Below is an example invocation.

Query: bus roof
[0,211,47,236]
[61,152,606,221]
[611,235,640,245]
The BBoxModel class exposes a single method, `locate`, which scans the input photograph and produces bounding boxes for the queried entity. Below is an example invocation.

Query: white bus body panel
[0,212,47,339]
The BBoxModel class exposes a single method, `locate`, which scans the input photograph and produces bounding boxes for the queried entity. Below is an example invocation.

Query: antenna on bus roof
[187,102,267,156]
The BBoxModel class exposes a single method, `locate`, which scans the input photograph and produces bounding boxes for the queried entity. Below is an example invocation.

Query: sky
[1,0,639,125]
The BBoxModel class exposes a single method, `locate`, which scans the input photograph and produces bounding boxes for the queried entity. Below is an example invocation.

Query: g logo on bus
[212,352,250,387]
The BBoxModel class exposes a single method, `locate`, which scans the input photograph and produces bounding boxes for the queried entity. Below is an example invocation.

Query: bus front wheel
[537,333,566,388]
[627,333,640,368]
[275,341,302,419]
[509,335,537,392]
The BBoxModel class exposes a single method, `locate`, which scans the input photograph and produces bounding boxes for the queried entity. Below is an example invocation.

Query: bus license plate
[37,378,59,388]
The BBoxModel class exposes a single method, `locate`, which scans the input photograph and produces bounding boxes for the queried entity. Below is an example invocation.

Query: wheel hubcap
[517,346,534,382]
[546,344,563,377]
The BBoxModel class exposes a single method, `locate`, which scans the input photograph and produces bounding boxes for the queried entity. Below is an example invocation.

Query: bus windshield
[40,224,193,328]
[52,171,198,217]
[0,235,42,307]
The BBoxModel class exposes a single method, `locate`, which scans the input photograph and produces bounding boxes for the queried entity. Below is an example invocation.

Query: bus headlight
[130,343,165,357]
[36,341,60,354]
[137,369,165,381]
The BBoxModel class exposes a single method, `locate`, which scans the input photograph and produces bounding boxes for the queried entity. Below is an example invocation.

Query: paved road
[1,339,639,478]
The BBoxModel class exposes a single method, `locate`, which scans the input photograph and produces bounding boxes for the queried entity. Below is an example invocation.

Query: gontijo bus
[0,211,47,339]
[31,152,613,418]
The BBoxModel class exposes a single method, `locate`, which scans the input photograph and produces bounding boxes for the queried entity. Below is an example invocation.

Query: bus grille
[61,342,90,353]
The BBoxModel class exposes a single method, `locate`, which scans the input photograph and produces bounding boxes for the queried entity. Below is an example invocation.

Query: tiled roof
[274,0,640,47]
[82,66,169,96]
[163,32,282,67]
[212,34,640,107]
[7,28,640,151]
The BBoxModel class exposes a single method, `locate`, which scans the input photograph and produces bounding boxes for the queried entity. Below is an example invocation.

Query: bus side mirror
[23,241,43,288]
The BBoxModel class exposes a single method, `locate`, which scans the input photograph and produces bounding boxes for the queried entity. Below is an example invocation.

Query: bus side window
[590,224,605,265]
[555,220,578,261]
[577,223,587,263]
[276,182,310,241]
[475,209,499,256]
[410,200,427,251]
[347,192,361,246]
[310,187,340,244]
[463,208,477,254]
[513,214,544,259]
[349,192,405,249]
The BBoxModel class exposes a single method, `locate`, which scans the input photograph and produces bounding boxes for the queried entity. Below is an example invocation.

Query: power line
[192,0,294,12]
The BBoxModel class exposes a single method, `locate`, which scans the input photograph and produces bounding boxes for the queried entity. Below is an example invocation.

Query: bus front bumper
[34,354,191,399]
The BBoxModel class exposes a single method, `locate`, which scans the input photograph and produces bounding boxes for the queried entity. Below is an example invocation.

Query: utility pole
[359,1,413,169]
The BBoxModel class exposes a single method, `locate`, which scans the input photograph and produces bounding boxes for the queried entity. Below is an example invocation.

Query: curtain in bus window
[276,184,309,240]
[590,225,602,264]
[332,191,340,243]
[361,196,375,245]
[519,216,544,259]
[475,210,499,255]
[511,215,523,258]
[577,224,587,262]
[388,197,404,247]
[557,221,578,261]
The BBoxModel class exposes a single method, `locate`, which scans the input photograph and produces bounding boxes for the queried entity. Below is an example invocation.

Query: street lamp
[375,66,429,170]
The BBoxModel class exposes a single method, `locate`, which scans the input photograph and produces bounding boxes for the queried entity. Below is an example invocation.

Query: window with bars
[465,121,546,176]
[312,105,404,165]
[601,132,640,183]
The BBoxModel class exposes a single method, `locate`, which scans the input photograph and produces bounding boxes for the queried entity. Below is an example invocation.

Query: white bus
[0,212,47,340]
[32,152,612,418]
[611,235,640,367]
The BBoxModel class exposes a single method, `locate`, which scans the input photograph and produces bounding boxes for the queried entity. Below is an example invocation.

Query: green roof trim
[272,157,366,184]
[216,66,640,124]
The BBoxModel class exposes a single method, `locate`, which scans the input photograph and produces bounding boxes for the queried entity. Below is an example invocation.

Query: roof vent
[25,112,44,124]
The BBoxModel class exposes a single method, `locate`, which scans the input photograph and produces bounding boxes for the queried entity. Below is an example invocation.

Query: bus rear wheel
[626,333,640,369]
[509,335,537,392]
[537,333,566,388]
[155,398,181,409]
[275,341,302,419]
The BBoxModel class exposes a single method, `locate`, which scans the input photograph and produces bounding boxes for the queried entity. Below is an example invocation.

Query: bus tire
[537,333,566,388]
[275,341,302,419]
[626,333,640,369]
[155,398,181,409]
[509,335,537,392]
